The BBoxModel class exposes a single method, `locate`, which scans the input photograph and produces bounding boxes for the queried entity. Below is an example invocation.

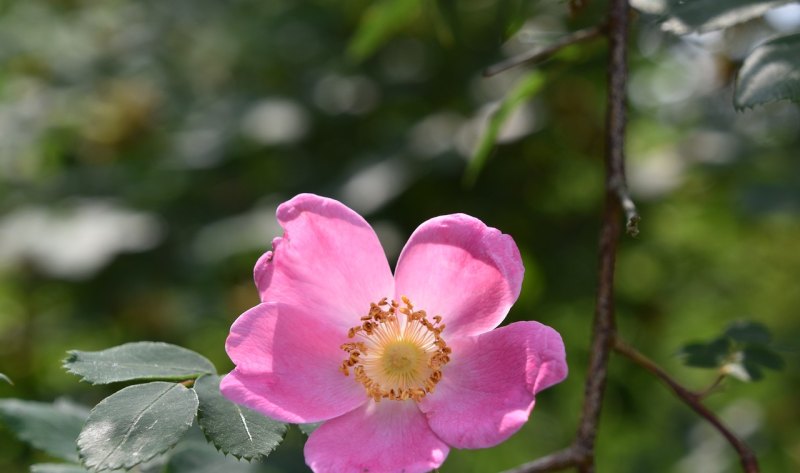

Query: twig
[505,3,632,473]
[571,1,631,472]
[499,446,583,473]
[695,373,726,400]
[613,339,760,473]
[483,24,606,77]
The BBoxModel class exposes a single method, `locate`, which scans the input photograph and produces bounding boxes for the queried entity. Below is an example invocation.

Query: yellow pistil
[340,296,451,402]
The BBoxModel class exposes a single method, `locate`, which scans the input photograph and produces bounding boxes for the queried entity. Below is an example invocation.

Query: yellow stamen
[340,297,450,402]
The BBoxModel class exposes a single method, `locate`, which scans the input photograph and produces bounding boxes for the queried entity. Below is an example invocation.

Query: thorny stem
[497,0,760,470]
[613,339,760,473]
[503,2,631,472]
[483,24,606,77]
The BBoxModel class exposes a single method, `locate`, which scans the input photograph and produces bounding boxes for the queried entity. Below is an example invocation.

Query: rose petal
[254,194,394,328]
[305,400,449,473]
[394,214,524,338]
[419,321,567,449]
[221,302,366,423]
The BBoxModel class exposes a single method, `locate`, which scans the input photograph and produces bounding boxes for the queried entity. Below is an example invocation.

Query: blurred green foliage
[0,0,799,472]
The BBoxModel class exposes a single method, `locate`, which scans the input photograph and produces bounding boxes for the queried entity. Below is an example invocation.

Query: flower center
[340,296,451,402]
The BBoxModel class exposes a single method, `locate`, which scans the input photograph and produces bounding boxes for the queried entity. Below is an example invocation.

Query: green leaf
[347,0,423,62]
[64,342,216,385]
[0,372,12,385]
[735,33,800,109]
[298,422,322,436]
[30,464,89,473]
[194,375,287,461]
[743,345,785,370]
[0,399,89,462]
[77,381,198,471]
[643,0,796,34]
[166,427,256,473]
[679,337,731,368]
[463,71,545,187]
[724,320,772,344]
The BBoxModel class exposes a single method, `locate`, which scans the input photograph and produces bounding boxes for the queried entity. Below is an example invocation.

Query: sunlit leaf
[64,342,216,385]
[464,71,545,186]
[347,0,423,62]
[679,337,731,368]
[77,382,198,471]
[194,375,287,461]
[0,399,89,462]
[735,33,800,109]
[641,0,796,34]
[724,320,772,344]
[0,373,12,385]
[30,464,89,473]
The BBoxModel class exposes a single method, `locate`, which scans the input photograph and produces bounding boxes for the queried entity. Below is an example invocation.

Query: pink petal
[418,321,567,449]
[394,214,524,338]
[221,302,366,423]
[254,194,394,328]
[305,400,449,473]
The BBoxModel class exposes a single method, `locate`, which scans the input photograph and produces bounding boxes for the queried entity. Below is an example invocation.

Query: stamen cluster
[340,297,451,402]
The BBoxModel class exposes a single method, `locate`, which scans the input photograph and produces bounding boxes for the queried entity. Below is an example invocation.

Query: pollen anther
[340,297,450,402]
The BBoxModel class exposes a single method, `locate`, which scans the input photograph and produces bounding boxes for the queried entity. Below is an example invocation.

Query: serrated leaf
[0,372,12,384]
[166,427,256,473]
[64,342,216,385]
[680,337,731,368]
[649,0,795,34]
[347,0,423,62]
[464,71,545,187]
[744,345,785,370]
[724,320,773,344]
[77,382,198,471]
[194,375,286,461]
[0,399,89,462]
[735,33,800,109]
[30,464,89,473]
[298,422,322,436]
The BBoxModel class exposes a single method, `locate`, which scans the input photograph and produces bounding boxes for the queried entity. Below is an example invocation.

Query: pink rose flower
[221,194,568,473]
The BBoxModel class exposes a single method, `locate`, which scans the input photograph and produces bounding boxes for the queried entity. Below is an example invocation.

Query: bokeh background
[1,0,799,472]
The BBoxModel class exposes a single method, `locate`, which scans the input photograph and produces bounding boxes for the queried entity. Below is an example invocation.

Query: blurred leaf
[166,428,256,473]
[347,0,423,62]
[30,465,88,473]
[657,0,794,34]
[743,345,786,370]
[735,33,800,109]
[194,375,287,461]
[77,382,198,471]
[464,71,545,187]
[724,320,772,344]
[0,399,89,462]
[298,422,322,436]
[0,373,12,385]
[64,342,216,385]
[679,337,731,368]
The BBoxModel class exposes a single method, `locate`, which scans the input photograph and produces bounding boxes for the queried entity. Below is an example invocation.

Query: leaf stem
[613,338,760,473]
[483,24,606,77]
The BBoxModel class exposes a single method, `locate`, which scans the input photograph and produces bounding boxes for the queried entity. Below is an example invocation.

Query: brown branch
[499,447,583,473]
[613,339,760,473]
[483,24,606,77]
[506,2,632,473]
